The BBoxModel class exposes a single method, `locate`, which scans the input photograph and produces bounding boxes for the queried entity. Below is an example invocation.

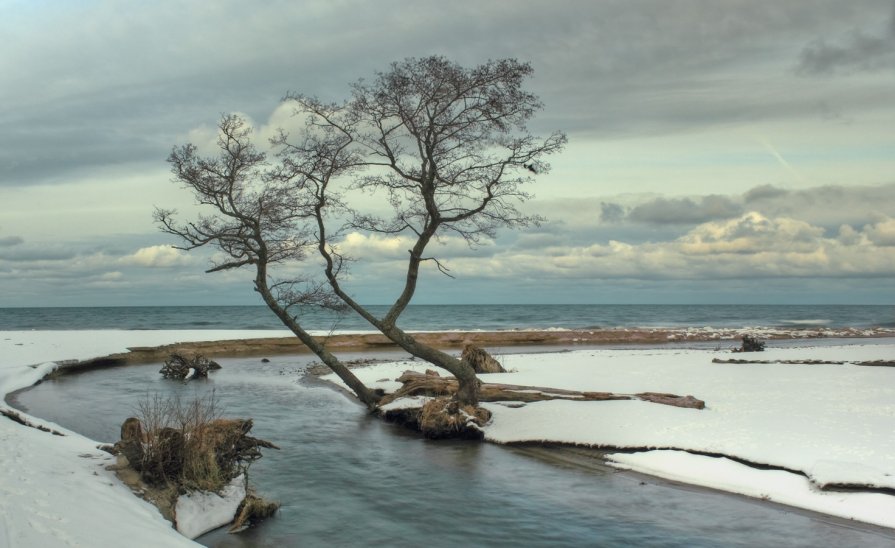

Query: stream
[10,351,895,547]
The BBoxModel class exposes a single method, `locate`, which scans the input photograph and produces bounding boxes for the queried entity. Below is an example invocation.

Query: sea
[0,304,892,332]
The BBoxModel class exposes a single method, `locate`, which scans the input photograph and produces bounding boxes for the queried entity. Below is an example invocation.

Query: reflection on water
[12,353,895,547]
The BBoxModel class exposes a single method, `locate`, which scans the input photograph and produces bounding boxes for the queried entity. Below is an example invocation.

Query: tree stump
[116,417,145,467]
[461,344,506,373]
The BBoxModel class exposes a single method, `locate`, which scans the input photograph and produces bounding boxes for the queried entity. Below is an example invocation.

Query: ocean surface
[0,304,892,331]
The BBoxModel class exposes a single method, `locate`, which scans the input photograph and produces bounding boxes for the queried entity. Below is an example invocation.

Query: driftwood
[713,358,845,365]
[382,370,705,410]
[854,360,895,367]
[461,344,506,373]
[714,358,895,368]
[229,493,280,533]
[159,352,222,380]
[732,335,765,352]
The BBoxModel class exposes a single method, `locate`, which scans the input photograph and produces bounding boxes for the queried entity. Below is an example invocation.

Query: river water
[11,351,895,547]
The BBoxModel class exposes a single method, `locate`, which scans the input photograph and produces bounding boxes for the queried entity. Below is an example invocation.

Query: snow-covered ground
[2,331,894,545]
[325,340,895,529]
[0,330,286,548]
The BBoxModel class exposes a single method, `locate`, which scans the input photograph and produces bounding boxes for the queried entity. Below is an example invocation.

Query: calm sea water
[13,352,895,547]
[1,304,892,331]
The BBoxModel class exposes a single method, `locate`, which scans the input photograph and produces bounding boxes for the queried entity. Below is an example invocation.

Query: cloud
[743,184,789,203]
[0,245,77,262]
[0,235,24,247]
[121,245,193,268]
[628,195,743,225]
[599,202,627,223]
[864,217,895,246]
[439,212,895,283]
[796,3,895,75]
[677,212,824,255]
[738,182,895,230]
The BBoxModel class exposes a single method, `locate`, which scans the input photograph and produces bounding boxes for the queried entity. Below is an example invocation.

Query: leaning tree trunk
[316,207,481,406]
[383,325,480,406]
[254,273,380,410]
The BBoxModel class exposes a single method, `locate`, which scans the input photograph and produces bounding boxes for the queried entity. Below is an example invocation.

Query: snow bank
[0,330,284,548]
[323,340,895,528]
[607,451,895,529]
[175,475,246,539]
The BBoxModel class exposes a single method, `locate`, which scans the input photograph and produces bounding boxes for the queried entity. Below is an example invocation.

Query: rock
[461,344,506,373]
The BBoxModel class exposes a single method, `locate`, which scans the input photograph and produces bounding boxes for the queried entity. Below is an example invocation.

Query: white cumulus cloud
[122,245,193,268]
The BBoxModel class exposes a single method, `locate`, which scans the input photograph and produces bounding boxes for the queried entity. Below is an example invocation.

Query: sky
[1,0,894,307]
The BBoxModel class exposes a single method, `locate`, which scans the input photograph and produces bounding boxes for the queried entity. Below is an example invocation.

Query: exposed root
[382,398,492,440]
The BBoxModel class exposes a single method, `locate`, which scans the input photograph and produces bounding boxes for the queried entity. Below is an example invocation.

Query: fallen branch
[713,358,845,365]
[382,371,705,410]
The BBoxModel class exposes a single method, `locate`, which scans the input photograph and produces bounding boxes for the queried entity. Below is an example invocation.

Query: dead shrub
[127,392,276,492]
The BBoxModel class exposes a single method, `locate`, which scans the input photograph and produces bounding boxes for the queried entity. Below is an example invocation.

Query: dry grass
[134,392,232,491]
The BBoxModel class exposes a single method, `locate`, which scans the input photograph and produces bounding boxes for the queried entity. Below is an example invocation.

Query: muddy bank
[59,326,894,372]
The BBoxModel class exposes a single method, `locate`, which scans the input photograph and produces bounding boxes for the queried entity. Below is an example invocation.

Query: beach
[2,328,895,546]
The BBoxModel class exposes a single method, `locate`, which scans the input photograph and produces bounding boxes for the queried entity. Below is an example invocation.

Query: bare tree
[155,115,381,409]
[276,57,566,406]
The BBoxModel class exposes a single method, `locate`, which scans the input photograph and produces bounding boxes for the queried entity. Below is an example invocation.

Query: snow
[2,329,895,542]
[0,330,284,548]
[607,451,895,529]
[324,340,895,529]
[175,475,246,539]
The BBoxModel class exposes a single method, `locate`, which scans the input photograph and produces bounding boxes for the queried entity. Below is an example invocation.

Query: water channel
[10,351,895,547]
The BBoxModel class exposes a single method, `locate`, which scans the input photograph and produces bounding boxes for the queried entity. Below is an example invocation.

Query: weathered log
[854,360,895,367]
[636,392,706,410]
[713,358,845,365]
[382,370,705,409]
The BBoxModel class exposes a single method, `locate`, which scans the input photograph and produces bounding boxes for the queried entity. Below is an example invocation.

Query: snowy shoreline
[2,330,895,546]
[321,339,895,530]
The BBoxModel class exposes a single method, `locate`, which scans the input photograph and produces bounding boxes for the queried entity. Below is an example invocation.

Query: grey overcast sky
[1,0,894,306]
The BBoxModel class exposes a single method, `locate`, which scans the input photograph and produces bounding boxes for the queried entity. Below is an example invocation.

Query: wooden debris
[461,344,506,373]
[733,335,765,353]
[713,358,845,365]
[854,360,895,367]
[382,370,705,410]
[159,352,222,380]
